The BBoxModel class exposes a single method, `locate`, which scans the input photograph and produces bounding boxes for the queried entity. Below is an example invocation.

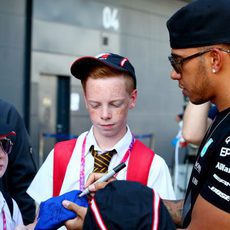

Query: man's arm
[162,199,184,227]
[182,101,211,145]
[63,201,87,230]
[188,195,230,229]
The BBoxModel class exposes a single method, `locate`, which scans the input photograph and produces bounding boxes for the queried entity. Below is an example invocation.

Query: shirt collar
[84,126,98,155]
[0,192,5,210]
[85,126,133,157]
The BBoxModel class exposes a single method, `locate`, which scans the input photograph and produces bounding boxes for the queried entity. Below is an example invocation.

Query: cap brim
[70,56,130,80]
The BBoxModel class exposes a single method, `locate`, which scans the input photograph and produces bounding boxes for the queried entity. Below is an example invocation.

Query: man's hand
[63,200,87,230]
[85,172,116,196]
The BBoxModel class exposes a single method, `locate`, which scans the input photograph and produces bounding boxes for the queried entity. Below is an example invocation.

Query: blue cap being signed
[35,190,88,230]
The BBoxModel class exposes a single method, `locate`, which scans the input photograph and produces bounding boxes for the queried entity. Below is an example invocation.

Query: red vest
[53,139,155,197]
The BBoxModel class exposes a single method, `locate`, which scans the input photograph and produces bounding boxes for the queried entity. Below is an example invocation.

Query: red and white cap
[70,52,137,89]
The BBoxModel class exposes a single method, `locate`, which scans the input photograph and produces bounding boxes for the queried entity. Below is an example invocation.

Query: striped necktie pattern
[91,146,116,173]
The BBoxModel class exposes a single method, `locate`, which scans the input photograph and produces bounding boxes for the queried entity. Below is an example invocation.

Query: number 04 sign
[102,6,119,31]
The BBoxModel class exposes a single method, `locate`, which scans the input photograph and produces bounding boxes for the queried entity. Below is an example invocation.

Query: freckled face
[84,76,137,140]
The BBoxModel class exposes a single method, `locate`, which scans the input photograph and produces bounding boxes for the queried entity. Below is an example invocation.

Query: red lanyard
[79,133,135,190]
[79,134,87,191]
[120,134,135,163]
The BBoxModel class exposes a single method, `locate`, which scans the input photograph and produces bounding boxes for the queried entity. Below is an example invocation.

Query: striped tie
[91,146,116,173]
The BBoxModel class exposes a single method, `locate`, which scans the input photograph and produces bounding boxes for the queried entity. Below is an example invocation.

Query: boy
[0,124,23,229]
[26,53,174,229]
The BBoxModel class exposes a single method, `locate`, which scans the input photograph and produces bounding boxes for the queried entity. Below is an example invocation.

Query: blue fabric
[35,190,88,230]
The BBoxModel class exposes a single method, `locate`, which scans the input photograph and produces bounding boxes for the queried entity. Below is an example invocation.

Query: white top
[0,192,23,230]
[28,126,175,204]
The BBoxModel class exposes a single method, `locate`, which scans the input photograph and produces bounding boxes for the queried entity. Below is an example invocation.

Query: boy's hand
[85,172,116,196]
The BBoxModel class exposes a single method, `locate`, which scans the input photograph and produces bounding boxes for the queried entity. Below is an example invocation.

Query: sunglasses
[0,138,13,155]
[168,48,230,74]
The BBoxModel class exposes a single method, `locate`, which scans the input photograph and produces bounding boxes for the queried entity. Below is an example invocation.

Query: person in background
[0,99,37,224]
[0,123,24,228]
[171,112,187,148]
[172,95,188,148]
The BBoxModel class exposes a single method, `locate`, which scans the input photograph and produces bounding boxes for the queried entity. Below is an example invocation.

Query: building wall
[0,0,27,116]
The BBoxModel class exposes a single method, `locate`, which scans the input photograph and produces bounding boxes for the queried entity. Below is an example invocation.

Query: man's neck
[212,98,230,112]
[212,79,230,112]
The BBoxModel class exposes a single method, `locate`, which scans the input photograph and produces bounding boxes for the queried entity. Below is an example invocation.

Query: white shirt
[28,126,175,204]
[0,192,23,230]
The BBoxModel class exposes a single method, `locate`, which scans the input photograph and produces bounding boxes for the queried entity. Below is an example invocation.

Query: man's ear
[210,48,223,73]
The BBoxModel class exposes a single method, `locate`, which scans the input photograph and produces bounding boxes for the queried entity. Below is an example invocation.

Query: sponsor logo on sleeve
[194,161,201,174]
[192,177,198,186]
[225,136,230,145]
[215,162,230,173]
[208,186,230,201]
[200,138,213,157]
[213,174,230,186]
[220,147,230,157]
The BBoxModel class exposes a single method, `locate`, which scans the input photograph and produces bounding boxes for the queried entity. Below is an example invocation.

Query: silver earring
[212,69,216,73]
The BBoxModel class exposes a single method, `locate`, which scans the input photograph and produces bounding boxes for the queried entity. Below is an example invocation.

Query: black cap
[70,53,136,88]
[0,124,16,139]
[167,0,230,48]
[83,180,175,230]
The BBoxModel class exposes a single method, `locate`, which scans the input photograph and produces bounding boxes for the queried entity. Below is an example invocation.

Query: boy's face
[0,138,8,177]
[84,75,137,141]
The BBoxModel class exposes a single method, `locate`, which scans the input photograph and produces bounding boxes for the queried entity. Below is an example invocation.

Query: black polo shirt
[183,107,230,227]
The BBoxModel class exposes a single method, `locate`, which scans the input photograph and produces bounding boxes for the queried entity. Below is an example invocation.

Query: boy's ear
[129,89,137,109]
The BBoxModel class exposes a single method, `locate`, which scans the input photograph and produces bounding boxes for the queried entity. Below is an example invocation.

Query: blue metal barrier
[42,132,153,141]
[42,133,78,139]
